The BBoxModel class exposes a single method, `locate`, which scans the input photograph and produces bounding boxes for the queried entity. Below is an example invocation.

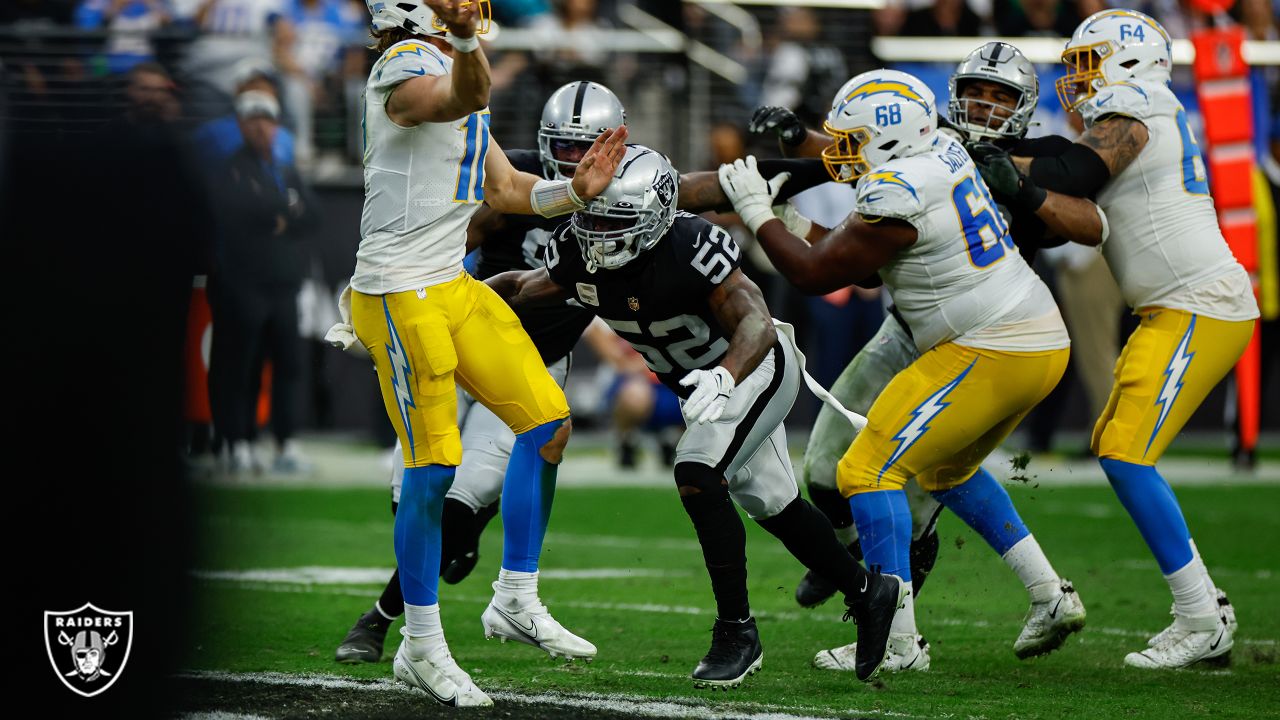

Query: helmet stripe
[571,81,590,124]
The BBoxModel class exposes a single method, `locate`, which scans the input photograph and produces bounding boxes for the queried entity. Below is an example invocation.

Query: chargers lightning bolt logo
[879,359,976,479]
[838,79,932,114]
[383,299,417,460]
[1146,317,1195,456]
[863,171,919,201]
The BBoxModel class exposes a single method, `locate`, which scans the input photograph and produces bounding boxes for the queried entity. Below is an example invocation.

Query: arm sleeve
[1027,142,1111,198]
[756,158,829,203]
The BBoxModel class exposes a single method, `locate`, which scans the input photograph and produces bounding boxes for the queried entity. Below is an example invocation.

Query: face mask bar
[1056,44,1108,111]
[948,92,1024,139]
[572,206,652,269]
[429,0,493,34]
[820,124,873,183]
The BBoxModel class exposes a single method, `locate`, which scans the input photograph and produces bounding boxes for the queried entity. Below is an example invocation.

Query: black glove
[748,105,806,147]
[967,142,1047,211]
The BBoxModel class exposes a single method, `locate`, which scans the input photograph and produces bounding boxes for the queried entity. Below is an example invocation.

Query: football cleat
[482,592,597,661]
[795,540,861,608]
[691,617,763,689]
[841,572,906,682]
[393,640,492,707]
[1126,612,1232,669]
[1014,579,1086,659]
[814,633,930,673]
[335,608,392,664]
[1149,589,1237,648]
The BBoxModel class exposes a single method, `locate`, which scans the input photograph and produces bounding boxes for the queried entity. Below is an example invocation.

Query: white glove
[679,366,735,424]
[324,283,358,350]
[718,155,790,234]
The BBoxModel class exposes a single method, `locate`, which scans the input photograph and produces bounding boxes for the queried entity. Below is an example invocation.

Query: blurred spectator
[492,0,552,27]
[193,62,296,166]
[900,0,984,36]
[994,0,1098,37]
[75,0,173,74]
[582,319,684,469]
[1112,1,1189,38]
[530,0,612,88]
[207,90,318,474]
[759,7,846,127]
[119,60,182,125]
[181,0,289,113]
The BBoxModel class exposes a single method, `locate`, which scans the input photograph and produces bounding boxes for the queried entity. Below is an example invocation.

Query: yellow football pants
[352,272,570,468]
[838,342,1069,496]
[1092,308,1254,465]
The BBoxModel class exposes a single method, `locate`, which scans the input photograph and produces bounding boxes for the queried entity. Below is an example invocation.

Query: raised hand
[425,0,479,37]
[571,125,629,201]
[748,105,806,147]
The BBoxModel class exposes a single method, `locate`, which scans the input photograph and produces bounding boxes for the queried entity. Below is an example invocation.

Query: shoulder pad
[1081,81,1155,127]
[369,41,450,98]
[855,166,925,223]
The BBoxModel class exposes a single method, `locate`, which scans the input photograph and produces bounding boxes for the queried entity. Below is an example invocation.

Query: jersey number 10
[454,110,492,203]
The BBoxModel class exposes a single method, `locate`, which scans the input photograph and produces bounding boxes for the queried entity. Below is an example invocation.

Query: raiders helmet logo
[653,172,675,208]
[44,603,133,697]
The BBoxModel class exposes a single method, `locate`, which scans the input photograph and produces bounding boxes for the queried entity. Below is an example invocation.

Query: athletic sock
[493,568,540,609]
[501,419,564,573]
[1189,539,1221,598]
[1002,535,1060,602]
[1166,562,1217,618]
[376,568,403,619]
[403,603,446,658]
[931,468,1029,555]
[1099,458,1193,573]
[890,582,917,636]
[757,496,870,600]
[676,462,750,622]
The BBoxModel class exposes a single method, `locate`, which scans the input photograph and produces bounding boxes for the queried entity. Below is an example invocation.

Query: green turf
[189,478,1280,719]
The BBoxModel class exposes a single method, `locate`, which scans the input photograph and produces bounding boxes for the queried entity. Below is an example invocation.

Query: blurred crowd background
[1,0,1276,475]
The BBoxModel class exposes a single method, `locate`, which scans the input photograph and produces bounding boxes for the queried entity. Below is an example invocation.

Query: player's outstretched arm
[719,156,913,294]
[678,158,828,213]
[482,127,628,215]
[707,269,775,384]
[386,0,490,125]
[1015,116,1148,198]
[969,143,1106,246]
[485,267,572,308]
[747,105,832,159]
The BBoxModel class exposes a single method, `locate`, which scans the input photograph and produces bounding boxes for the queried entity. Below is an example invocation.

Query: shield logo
[627,296,640,312]
[44,603,133,697]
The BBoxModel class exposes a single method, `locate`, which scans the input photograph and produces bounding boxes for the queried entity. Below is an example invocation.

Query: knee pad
[674,461,730,509]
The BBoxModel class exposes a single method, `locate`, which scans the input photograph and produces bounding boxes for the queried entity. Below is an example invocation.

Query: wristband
[446,32,480,53]
[531,179,586,217]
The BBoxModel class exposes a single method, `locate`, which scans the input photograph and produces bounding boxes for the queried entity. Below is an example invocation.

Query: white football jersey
[854,134,1069,353]
[1080,78,1257,321]
[353,40,492,295]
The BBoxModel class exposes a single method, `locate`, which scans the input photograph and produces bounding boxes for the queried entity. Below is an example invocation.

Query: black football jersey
[474,149,594,366]
[546,212,744,397]
[1000,134,1076,262]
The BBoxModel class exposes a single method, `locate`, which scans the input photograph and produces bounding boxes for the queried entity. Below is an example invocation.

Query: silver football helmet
[571,145,678,272]
[947,42,1038,140]
[537,81,627,180]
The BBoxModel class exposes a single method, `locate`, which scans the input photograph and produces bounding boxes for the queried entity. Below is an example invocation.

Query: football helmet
[571,145,678,271]
[822,69,937,183]
[537,81,627,180]
[365,0,492,37]
[947,41,1038,141]
[1057,9,1172,111]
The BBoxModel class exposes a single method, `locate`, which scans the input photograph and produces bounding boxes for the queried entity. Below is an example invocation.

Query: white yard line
[174,670,926,720]
[191,567,687,585]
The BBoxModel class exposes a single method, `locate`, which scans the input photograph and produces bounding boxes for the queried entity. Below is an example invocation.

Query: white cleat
[814,633,930,673]
[482,594,597,662]
[392,640,493,707]
[1126,612,1232,669]
[1015,579,1086,659]
[1149,589,1237,648]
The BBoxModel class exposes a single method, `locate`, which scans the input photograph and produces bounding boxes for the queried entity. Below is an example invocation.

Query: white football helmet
[365,0,491,37]
[1057,9,1172,111]
[571,145,678,272]
[823,69,937,183]
[537,81,627,180]
[948,41,1038,140]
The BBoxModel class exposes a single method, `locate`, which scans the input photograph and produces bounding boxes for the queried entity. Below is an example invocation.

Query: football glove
[967,142,1046,211]
[748,105,806,147]
[679,366,735,424]
[718,155,790,234]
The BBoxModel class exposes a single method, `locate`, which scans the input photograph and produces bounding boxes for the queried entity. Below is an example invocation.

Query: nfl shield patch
[44,603,133,697]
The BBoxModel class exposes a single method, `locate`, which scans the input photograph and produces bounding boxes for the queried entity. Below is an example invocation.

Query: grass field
[181,446,1279,720]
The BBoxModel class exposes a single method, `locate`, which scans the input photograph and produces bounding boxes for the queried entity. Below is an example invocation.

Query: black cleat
[909,529,939,595]
[795,539,862,608]
[691,617,764,689]
[335,608,392,664]
[842,572,905,682]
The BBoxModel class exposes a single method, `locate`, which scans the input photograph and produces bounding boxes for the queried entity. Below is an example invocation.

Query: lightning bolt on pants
[1091,308,1254,465]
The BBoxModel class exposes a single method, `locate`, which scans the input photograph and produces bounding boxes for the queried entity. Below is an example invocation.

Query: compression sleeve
[1028,142,1111,198]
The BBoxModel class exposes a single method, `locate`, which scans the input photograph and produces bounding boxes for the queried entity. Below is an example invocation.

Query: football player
[488,145,906,686]
[334,79,834,669]
[746,46,1106,671]
[346,0,627,706]
[1007,9,1257,668]
[719,69,1100,673]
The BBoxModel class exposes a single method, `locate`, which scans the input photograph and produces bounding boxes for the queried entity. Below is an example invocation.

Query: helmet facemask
[572,202,663,271]
[537,132,595,180]
[820,124,875,183]
[948,79,1030,140]
[1056,44,1109,111]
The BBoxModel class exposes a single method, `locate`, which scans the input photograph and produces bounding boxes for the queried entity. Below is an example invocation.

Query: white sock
[403,603,446,659]
[1001,535,1060,602]
[834,525,858,546]
[495,569,540,607]
[374,601,397,621]
[1188,539,1221,599]
[1166,561,1216,618]
[889,580,916,636]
